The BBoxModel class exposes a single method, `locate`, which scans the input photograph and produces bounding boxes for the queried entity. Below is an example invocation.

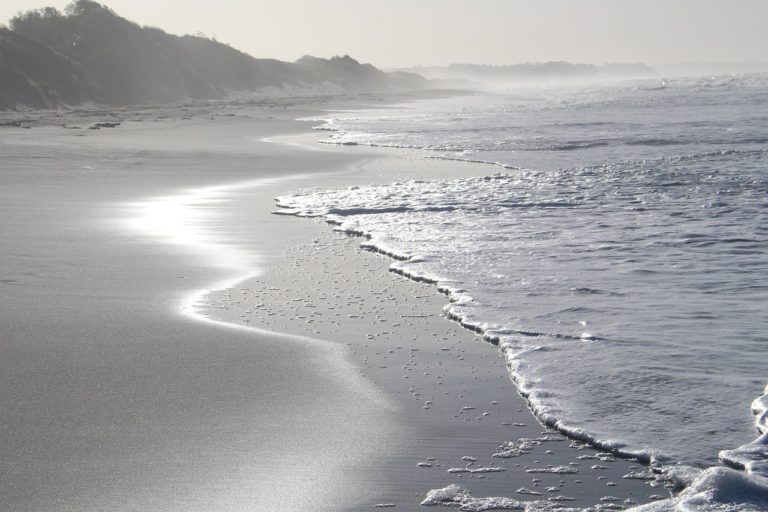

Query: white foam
[420,484,620,511]
[447,466,506,474]
[630,467,768,512]
[279,77,768,509]
[525,466,579,475]
[719,383,768,478]
[424,467,768,512]
[275,155,768,470]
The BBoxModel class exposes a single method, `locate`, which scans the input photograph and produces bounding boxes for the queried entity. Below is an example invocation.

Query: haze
[2,0,767,68]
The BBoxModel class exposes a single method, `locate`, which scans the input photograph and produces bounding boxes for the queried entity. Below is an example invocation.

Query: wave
[719,385,768,478]
[279,195,768,508]
[289,81,768,510]
[275,157,768,510]
[314,111,768,159]
[277,190,659,463]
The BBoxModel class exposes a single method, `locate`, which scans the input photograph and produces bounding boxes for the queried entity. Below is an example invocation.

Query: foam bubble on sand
[516,488,543,496]
[525,466,579,475]
[421,484,605,511]
[494,436,563,458]
[447,466,507,474]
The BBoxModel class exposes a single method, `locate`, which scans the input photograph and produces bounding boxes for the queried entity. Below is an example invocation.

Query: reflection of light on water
[125,181,257,272]
[120,173,398,511]
[121,176,306,322]
[121,173,396,400]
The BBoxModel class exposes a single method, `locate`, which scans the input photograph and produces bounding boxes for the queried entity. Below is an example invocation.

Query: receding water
[280,75,768,476]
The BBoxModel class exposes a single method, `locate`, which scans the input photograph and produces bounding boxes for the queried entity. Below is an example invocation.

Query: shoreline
[269,98,768,497]
[201,218,666,510]
[3,90,751,510]
[310,214,661,467]
[197,133,669,508]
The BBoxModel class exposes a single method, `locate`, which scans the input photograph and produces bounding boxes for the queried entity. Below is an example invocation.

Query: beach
[1,96,671,511]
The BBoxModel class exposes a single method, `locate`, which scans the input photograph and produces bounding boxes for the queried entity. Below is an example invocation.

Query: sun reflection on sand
[121,176,306,323]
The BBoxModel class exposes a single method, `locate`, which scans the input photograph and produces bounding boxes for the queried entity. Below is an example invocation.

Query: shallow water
[280,74,768,472]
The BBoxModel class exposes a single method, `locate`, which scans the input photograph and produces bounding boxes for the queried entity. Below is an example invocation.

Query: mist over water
[281,74,768,469]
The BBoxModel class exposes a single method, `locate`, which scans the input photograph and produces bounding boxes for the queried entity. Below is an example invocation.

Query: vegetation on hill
[0,0,427,110]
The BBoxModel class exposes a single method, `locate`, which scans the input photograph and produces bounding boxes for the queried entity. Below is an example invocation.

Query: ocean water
[278,75,768,508]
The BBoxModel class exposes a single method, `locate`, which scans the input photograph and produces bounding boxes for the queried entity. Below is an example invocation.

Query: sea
[277,74,768,509]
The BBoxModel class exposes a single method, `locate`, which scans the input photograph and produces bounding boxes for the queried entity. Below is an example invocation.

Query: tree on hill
[64,0,115,17]
[9,7,64,39]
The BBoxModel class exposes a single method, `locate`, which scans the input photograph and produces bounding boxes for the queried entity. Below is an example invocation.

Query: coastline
[195,133,669,508]
[201,220,667,510]
[1,93,664,511]
[266,89,768,511]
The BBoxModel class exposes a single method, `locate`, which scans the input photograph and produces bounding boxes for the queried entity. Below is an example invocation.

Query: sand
[0,96,668,511]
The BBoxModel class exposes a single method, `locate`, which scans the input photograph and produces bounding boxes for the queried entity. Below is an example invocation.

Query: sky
[2,0,767,68]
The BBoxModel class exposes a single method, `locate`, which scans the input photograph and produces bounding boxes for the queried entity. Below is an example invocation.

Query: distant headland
[395,62,656,87]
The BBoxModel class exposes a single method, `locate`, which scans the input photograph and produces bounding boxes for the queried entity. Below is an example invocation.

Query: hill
[0,0,428,110]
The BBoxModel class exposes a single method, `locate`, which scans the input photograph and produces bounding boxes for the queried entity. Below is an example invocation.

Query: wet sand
[0,98,666,511]
[200,152,668,511]
[1,102,398,511]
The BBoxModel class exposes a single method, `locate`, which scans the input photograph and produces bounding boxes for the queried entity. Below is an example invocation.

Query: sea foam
[279,74,768,510]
